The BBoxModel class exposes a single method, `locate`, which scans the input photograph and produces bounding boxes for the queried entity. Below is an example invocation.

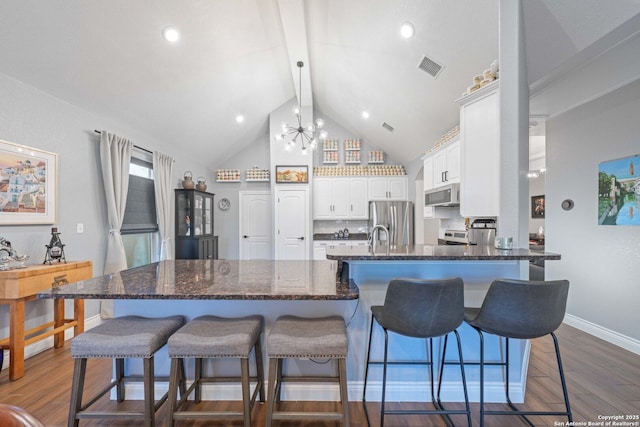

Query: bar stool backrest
[473,279,569,339]
[381,277,464,338]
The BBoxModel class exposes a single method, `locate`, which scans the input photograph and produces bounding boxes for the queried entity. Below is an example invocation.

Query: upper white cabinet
[348,177,369,218]
[423,155,434,191]
[313,177,368,220]
[434,139,461,187]
[424,138,461,191]
[457,81,500,217]
[368,176,408,201]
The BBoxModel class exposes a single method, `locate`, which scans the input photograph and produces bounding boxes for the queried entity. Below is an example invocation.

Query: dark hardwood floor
[1,323,639,426]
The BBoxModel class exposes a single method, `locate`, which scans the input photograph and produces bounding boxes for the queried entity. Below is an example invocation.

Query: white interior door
[275,187,309,259]
[239,191,272,259]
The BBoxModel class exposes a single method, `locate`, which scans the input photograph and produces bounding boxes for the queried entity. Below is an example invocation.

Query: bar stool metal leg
[68,358,86,427]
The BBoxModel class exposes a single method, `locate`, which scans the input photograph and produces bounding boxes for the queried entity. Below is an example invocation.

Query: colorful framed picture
[275,165,308,184]
[531,194,545,218]
[598,154,639,225]
[0,140,57,224]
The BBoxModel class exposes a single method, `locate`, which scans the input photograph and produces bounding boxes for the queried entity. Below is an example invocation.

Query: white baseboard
[1,314,103,371]
[120,377,525,403]
[564,314,640,355]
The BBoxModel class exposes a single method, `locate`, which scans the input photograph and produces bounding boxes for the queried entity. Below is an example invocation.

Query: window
[122,157,157,268]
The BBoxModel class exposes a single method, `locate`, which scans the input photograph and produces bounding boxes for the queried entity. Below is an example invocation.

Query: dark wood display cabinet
[175,189,218,259]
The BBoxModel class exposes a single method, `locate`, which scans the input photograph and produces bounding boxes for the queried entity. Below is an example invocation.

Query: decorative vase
[196,176,207,192]
[182,171,195,189]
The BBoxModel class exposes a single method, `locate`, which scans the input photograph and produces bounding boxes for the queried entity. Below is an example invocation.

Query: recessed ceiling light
[236,115,245,123]
[162,26,180,43]
[361,111,370,119]
[400,22,415,39]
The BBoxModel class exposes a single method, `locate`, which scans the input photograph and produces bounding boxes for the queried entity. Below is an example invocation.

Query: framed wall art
[275,165,308,184]
[531,194,545,218]
[598,154,639,226]
[0,140,57,224]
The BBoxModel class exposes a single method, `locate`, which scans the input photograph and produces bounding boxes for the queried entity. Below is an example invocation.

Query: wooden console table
[0,260,92,380]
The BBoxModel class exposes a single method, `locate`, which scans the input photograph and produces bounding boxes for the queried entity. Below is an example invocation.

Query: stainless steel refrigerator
[368,201,414,246]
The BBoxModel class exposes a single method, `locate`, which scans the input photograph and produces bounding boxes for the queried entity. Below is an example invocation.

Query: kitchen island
[37,248,561,404]
[38,259,360,402]
[326,243,561,404]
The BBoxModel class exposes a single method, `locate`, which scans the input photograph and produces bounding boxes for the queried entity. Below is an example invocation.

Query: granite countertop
[326,244,560,261]
[37,260,358,301]
[313,232,369,241]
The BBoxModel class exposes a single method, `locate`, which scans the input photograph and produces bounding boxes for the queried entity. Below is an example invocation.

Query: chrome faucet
[369,224,390,255]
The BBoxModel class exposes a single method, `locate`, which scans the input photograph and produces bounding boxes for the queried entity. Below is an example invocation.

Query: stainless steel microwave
[425,183,460,207]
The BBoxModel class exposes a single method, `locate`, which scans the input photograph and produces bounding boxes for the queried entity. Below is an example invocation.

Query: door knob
[243,235,249,238]
[298,236,305,240]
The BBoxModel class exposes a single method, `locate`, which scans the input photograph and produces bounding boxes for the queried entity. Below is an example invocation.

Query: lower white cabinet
[313,240,368,260]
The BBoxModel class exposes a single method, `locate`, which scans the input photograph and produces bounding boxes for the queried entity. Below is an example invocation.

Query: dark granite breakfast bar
[38,259,358,300]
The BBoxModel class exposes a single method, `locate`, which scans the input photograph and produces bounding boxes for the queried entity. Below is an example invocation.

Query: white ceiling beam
[277,0,313,107]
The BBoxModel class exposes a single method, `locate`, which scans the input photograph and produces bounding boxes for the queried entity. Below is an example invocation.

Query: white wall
[546,78,640,345]
[0,71,213,360]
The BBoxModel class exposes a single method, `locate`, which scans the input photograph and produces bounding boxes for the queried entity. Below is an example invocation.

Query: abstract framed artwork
[0,140,57,224]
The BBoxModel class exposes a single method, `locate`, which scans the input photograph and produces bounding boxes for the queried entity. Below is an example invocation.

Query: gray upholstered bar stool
[165,315,265,427]
[68,315,185,427]
[362,277,471,427]
[463,278,572,427]
[265,315,350,427]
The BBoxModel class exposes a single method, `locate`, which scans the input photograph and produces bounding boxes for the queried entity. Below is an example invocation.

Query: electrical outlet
[76,223,84,234]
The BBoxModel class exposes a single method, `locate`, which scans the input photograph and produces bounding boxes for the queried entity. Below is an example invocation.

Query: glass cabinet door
[175,189,215,239]
[204,196,212,235]
[176,191,191,236]
[194,194,204,236]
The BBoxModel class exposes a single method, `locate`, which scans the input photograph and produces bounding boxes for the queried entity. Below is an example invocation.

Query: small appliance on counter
[443,229,469,245]
[468,218,496,246]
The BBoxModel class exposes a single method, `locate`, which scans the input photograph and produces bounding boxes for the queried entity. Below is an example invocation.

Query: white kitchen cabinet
[423,155,434,191]
[348,177,369,219]
[313,241,328,260]
[313,177,368,220]
[424,138,460,191]
[433,138,460,187]
[313,240,368,260]
[457,81,499,217]
[368,176,408,200]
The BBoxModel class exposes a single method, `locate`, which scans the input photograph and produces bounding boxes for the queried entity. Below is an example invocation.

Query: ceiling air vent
[382,122,395,133]
[418,54,444,78]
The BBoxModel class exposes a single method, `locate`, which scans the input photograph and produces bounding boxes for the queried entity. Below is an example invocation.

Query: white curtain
[153,151,174,260]
[99,131,132,318]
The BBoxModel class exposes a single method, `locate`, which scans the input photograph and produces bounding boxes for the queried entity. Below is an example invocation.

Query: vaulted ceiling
[1,0,639,169]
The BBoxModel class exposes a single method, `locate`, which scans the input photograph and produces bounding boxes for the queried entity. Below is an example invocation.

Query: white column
[498,0,529,247]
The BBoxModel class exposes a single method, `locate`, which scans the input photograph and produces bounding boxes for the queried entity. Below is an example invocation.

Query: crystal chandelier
[275,61,327,155]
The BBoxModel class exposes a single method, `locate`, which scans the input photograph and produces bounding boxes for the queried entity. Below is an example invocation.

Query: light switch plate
[76,223,84,233]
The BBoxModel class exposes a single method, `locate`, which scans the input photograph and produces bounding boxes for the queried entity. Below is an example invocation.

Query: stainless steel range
[443,229,469,245]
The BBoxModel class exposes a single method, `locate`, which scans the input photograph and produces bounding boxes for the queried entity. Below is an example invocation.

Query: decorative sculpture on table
[0,237,29,270]
[44,227,66,264]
